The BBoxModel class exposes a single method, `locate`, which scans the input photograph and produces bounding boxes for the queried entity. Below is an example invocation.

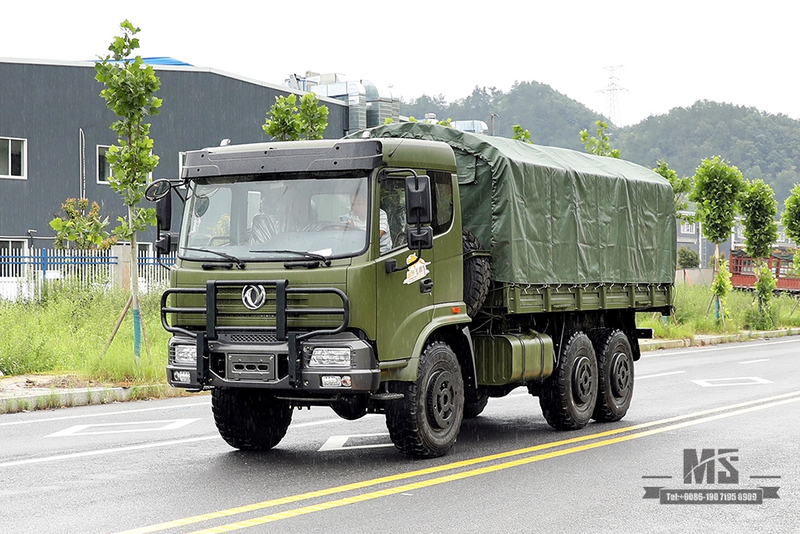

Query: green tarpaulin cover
[368,123,676,286]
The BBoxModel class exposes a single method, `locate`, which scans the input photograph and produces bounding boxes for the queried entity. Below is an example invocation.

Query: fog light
[173,370,191,383]
[174,345,197,365]
[309,347,351,367]
[341,375,352,387]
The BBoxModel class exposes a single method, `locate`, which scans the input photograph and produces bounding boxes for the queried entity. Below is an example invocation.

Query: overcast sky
[2,1,796,127]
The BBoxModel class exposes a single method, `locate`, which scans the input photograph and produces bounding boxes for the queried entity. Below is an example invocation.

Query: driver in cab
[343,189,392,254]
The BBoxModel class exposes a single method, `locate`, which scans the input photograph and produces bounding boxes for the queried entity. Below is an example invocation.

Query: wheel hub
[427,369,457,430]
[571,355,594,405]
[610,352,631,398]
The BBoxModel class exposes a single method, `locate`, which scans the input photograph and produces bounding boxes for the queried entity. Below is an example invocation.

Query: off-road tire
[385,341,465,458]
[463,388,489,419]
[589,328,634,422]
[212,387,293,451]
[463,229,491,317]
[539,331,598,430]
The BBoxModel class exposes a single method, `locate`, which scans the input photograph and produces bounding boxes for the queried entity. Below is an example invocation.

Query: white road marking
[318,433,393,452]
[0,416,358,469]
[739,359,770,364]
[0,400,211,427]
[46,419,200,438]
[637,371,686,380]
[691,377,773,387]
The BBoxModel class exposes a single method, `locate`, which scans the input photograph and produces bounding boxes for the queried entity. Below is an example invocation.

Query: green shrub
[0,281,168,382]
[678,247,700,269]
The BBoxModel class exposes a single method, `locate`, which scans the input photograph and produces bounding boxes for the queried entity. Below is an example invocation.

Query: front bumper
[167,332,380,393]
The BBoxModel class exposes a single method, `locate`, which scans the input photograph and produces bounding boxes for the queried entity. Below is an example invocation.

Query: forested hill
[617,101,800,204]
[401,85,800,204]
[400,81,605,151]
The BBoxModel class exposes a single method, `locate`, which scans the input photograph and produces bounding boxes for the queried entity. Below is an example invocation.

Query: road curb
[0,384,181,415]
[639,328,800,352]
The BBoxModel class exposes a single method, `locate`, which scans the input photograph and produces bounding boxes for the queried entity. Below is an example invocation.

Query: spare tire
[463,228,491,317]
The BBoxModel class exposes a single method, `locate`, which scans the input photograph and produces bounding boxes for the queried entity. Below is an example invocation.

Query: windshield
[179,175,370,262]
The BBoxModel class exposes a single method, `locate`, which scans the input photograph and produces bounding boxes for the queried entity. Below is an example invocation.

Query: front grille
[227,333,279,344]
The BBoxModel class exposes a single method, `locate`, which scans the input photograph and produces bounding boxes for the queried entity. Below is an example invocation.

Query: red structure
[729,249,800,292]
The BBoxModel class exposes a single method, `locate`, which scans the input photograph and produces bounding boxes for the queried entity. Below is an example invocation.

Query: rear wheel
[539,331,597,430]
[463,388,489,419]
[386,341,465,458]
[590,329,634,422]
[212,388,293,450]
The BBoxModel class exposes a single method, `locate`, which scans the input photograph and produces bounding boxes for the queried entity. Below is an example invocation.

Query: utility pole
[600,65,627,127]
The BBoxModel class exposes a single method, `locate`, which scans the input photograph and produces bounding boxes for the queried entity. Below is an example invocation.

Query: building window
[0,239,25,277]
[98,145,113,184]
[98,145,153,185]
[0,137,26,179]
[680,221,696,235]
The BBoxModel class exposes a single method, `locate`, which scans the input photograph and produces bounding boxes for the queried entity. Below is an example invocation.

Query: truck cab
[153,137,473,456]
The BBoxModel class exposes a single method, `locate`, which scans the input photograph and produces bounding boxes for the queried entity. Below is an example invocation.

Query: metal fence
[0,247,176,301]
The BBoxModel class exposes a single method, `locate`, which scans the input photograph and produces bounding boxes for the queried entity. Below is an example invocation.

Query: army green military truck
[147,122,675,458]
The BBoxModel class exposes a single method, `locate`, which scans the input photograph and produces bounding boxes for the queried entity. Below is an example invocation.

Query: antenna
[600,65,627,127]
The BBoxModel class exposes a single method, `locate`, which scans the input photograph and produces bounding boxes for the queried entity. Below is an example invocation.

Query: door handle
[420,278,433,294]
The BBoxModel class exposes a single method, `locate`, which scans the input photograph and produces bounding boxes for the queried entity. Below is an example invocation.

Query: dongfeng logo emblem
[242,284,267,311]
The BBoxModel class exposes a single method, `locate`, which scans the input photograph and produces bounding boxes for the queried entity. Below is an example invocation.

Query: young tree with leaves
[580,120,620,158]
[689,156,746,323]
[653,159,693,222]
[512,125,532,143]
[263,93,328,141]
[741,179,779,328]
[95,20,162,364]
[782,184,800,277]
[50,198,117,250]
[297,93,329,140]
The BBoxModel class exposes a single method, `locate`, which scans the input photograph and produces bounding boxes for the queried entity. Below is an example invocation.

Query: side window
[0,137,27,180]
[380,177,407,250]
[430,170,453,235]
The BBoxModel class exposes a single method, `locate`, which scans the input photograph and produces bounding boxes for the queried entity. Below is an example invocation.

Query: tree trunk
[129,205,141,365]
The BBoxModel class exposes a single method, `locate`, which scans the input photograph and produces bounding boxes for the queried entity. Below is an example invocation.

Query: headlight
[174,345,198,365]
[309,347,352,367]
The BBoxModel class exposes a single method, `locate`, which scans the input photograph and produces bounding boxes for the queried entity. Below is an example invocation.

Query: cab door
[374,174,436,363]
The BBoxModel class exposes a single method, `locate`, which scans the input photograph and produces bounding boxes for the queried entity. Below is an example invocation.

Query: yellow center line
[119,390,800,534]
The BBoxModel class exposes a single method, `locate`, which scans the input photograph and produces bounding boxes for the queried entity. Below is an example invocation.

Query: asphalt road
[2,337,798,534]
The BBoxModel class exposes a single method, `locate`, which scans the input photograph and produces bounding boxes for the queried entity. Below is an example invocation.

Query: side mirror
[405,175,432,225]
[407,225,433,250]
[155,192,172,232]
[155,233,172,255]
[144,179,172,201]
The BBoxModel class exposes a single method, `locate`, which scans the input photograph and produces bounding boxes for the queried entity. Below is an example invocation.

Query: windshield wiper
[181,247,246,269]
[251,249,332,267]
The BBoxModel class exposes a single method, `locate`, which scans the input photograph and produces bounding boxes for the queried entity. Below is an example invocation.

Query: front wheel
[538,331,597,430]
[386,341,465,458]
[212,388,293,451]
